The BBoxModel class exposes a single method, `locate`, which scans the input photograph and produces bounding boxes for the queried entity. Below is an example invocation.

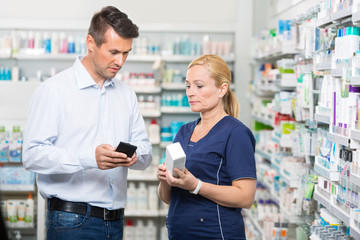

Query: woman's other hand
[157,163,167,182]
[166,167,198,192]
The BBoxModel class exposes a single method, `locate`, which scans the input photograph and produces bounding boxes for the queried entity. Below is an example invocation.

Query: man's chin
[106,72,118,79]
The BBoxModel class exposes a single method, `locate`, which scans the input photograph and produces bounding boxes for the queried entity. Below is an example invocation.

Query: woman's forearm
[198,179,256,208]
[158,181,172,204]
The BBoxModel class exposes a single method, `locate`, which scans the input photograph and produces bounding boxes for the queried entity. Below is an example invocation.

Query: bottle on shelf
[24,193,34,227]
[148,119,160,144]
[135,220,145,240]
[136,183,147,210]
[124,219,134,240]
[145,220,157,240]
[126,182,136,211]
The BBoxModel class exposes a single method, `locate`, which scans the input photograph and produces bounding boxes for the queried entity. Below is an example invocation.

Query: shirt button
[200,218,204,222]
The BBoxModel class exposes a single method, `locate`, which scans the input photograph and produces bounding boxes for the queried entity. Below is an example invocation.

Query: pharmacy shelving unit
[248,2,360,239]
[0,81,43,239]
[0,21,236,240]
[310,5,360,239]
[249,38,317,237]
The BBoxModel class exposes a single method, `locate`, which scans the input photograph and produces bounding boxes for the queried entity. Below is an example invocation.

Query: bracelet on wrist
[189,179,202,195]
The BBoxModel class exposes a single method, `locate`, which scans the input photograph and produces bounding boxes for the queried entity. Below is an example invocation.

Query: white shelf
[150,140,161,145]
[7,52,234,63]
[315,62,332,71]
[255,48,301,61]
[124,210,161,217]
[351,129,360,142]
[350,172,360,187]
[160,106,195,113]
[332,9,352,22]
[350,76,360,86]
[252,114,273,127]
[255,148,272,161]
[314,113,330,125]
[280,169,300,188]
[12,52,79,60]
[5,226,36,234]
[327,132,349,147]
[353,11,360,23]
[161,82,185,90]
[271,136,280,145]
[127,175,158,181]
[314,187,350,225]
[160,141,172,148]
[316,16,333,28]
[127,55,162,62]
[0,51,11,58]
[162,54,235,62]
[133,86,161,94]
[271,193,281,206]
[314,158,339,182]
[271,105,291,115]
[330,200,350,225]
[271,156,281,172]
[243,211,265,240]
[140,110,161,118]
[276,73,297,89]
[313,187,331,209]
[256,84,278,93]
[280,204,306,224]
[0,184,35,192]
[350,223,360,240]
[330,68,342,78]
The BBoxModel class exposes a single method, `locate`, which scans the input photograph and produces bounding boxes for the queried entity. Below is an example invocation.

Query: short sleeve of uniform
[225,126,256,181]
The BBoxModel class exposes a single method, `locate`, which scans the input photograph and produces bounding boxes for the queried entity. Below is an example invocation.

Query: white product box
[165,142,186,177]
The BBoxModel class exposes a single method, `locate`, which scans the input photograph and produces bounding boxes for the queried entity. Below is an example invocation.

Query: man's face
[88,27,133,81]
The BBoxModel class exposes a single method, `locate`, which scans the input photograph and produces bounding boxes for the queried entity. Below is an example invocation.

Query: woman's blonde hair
[187,55,240,118]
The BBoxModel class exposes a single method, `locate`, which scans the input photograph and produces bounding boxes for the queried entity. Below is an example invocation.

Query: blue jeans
[46,204,124,240]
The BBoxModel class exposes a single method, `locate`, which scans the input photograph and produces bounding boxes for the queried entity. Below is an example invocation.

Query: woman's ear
[219,83,229,98]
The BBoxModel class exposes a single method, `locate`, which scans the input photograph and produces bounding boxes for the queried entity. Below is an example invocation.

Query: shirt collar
[74,57,116,89]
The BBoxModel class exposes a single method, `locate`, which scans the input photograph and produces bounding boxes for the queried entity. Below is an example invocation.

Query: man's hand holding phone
[95,142,138,170]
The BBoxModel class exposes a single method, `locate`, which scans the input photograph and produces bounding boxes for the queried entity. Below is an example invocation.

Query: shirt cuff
[78,147,98,169]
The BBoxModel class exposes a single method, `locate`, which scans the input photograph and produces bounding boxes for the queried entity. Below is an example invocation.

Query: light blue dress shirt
[22,57,152,209]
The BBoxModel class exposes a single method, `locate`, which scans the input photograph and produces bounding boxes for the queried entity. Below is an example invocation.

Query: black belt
[49,198,124,221]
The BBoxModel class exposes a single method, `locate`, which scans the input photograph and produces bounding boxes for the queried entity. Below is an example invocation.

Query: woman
[157,55,257,239]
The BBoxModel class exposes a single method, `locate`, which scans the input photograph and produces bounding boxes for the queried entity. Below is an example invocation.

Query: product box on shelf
[0,166,35,190]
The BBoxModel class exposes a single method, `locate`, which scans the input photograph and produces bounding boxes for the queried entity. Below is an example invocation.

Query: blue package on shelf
[0,166,35,185]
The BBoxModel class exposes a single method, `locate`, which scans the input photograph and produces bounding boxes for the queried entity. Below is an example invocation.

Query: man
[22,6,152,239]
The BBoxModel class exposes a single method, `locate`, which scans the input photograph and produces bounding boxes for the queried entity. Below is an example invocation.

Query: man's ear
[86,35,95,52]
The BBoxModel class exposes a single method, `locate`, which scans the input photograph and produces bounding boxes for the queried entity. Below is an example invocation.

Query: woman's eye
[197,85,203,88]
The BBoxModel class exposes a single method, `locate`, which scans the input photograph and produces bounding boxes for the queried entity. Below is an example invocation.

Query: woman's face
[185,65,225,113]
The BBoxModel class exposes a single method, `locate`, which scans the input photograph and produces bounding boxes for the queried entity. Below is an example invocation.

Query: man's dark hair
[88,6,139,47]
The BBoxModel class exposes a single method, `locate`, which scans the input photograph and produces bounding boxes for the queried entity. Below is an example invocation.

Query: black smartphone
[115,141,137,157]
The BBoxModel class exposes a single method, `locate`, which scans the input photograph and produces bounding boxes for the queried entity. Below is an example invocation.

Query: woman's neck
[199,107,227,129]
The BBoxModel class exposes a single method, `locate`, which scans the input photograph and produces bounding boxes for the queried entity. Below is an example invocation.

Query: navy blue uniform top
[166,116,257,240]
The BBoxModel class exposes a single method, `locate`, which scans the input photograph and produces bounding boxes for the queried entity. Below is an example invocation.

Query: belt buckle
[104,209,112,221]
